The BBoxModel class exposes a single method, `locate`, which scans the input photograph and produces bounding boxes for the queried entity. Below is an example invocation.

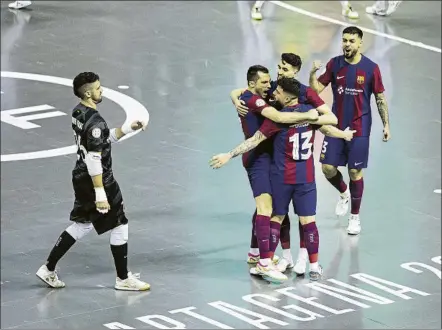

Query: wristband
[94,187,107,202]
[121,122,134,135]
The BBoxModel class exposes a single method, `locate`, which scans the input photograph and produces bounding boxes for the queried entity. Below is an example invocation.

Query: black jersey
[71,103,114,185]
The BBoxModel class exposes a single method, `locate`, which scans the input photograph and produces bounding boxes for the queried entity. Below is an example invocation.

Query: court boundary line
[270,1,442,54]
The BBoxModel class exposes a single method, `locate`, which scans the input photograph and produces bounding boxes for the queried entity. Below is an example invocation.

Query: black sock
[46,231,76,271]
[111,243,128,280]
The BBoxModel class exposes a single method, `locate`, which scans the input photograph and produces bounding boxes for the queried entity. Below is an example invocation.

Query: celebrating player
[230,54,335,271]
[309,26,391,235]
[210,78,356,281]
[36,72,150,291]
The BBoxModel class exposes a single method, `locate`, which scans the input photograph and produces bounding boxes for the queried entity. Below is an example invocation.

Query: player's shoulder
[360,55,380,70]
[247,93,267,109]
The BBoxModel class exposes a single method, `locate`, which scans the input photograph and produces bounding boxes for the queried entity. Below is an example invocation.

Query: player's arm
[261,106,318,124]
[85,122,110,214]
[209,119,280,169]
[319,125,356,141]
[372,64,390,141]
[309,59,332,94]
[303,88,338,126]
[108,121,146,143]
[230,88,249,116]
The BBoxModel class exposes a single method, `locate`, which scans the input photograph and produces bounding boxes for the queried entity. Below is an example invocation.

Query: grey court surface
[1,1,441,329]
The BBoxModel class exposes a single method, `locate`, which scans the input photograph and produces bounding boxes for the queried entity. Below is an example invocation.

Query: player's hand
[234,99,249,117]
[382,125,391,142]
[306,109,319,122]
[343,127,357,141]
[311,60,323,73]
[96,200,111,214]
[131,120,147,131]
[209,153,232,169]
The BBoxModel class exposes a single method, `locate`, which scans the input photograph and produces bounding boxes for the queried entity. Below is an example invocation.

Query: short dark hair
[247,65,269,84]
[73,72,100,98]
[277,77,301,98]
[281,53,302,70]
[342,26,363,39]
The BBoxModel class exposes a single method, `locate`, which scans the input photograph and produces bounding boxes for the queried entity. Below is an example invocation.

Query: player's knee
[110,224,128,246]
[255,193,273,216]
[65,222,94,241]
[299,216,315,226]
[271,215,284,224]
[322,164,337,178]
[349,169,363,181]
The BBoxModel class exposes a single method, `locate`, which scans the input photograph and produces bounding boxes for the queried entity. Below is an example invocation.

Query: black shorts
[69,175,128,235]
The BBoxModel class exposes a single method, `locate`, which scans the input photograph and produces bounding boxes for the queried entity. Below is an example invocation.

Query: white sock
[310,262,319,272]
[340,1,349,8]
[249,248,259,256]
[260,258,270,267]
[298,248,308,260]
[282,249,293,261]
[254,1,265,9]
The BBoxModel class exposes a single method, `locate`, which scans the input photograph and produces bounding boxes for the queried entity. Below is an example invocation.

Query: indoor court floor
[1,1,441,329]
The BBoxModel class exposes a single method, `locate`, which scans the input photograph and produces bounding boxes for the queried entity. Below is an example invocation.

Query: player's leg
[294,183,322,281]
[247,209,260,264]
[36,219,93,288]
[8,1,31,9]
[346,137,369,235]
[320,136,350,216]
[251,1,265,20]
[104,181,150,291]
[340,0,359,19]
[279,214,294,270]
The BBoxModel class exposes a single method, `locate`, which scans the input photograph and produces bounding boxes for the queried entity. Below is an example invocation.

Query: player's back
[271,104,318,184]
[325,54,383,136]
[71,103,113,183]
[239,90,273,168]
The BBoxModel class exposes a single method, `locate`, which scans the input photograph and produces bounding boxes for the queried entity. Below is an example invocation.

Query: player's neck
[287,100,299,107]
[80,99,97,110]
[345,52,362,65]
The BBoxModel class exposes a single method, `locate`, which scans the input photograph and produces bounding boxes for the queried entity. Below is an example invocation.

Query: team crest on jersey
[320,153,325,160]
[92,128,101,138]
[357,75,365,84]
[255,99,266,107]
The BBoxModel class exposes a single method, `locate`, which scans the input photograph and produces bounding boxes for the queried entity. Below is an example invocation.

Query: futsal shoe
[251,5,263,20]
[276,256,295,273]
[347,214,361,235]
[342,4,359,19]
[115,272,150,291]
[309,265,324,281]
[36,264,66,288]
[251,262,288,283]
[8,1,31,9]
[335,189,350,216]
[247,252,260,264]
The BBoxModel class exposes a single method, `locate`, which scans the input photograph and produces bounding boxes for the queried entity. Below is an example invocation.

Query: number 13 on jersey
[289,130,314,160]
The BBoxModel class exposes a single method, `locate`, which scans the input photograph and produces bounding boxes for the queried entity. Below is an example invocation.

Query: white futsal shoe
[8,1,32,9]
[36,264,66,288]
[250,261,288,283]
[115,272,150,291]
[342,3,359,19]
[347,214,361,235]
[336,188,350,216]
[251,2,263,20]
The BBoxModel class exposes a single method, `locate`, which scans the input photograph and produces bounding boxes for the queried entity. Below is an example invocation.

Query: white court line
[270,1,442,54]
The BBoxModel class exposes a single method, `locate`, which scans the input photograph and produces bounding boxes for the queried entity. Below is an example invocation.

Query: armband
[109,128,119,143]
[121,121,134,135]
[84,151,103,177]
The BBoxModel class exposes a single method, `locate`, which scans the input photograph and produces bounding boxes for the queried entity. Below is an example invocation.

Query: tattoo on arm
[375,93,389,126]
[229,131,266,158]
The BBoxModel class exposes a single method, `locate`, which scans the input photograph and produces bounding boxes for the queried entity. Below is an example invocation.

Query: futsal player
[36,72,150,291]
[210,78,356,281]
[309,26,391,235]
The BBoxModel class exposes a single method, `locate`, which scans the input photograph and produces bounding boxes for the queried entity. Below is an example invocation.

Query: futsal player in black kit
[36,72,150,291]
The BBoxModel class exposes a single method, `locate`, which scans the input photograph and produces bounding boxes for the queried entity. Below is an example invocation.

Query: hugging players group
[209,27,390,283]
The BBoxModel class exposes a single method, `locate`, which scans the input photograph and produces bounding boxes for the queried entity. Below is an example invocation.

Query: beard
[343,48,357,59]
[93,97,103,104]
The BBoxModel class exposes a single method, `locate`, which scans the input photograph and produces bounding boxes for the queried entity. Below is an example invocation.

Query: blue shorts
[271,177,317,216]
[320,136,369,169]
[246,154,272,198]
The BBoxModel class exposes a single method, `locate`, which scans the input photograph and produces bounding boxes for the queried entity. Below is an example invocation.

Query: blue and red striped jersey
[239,90,272,168]
[259,104,320,184]
[318,55,384,137]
